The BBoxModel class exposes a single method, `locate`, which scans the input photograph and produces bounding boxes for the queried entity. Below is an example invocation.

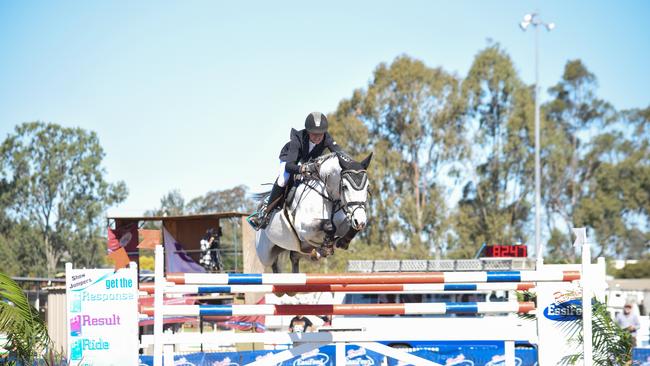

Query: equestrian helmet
[305,112,328,134]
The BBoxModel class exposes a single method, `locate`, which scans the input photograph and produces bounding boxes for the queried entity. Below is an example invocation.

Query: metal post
[534,20,543,270]
[154,244,164,366]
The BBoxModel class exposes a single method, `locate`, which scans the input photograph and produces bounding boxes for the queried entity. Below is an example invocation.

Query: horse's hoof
[310,249,321,261]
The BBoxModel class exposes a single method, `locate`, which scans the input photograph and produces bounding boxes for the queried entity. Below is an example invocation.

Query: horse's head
[336,152,372,231]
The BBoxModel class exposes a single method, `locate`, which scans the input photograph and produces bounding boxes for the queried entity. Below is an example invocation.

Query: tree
[144,189,187,217]
[186,185,255,213]
[0,122,128,276]
[451,44,534,257]
[542,60,633,260]
[330,55,464,257]
[328,89,401,252]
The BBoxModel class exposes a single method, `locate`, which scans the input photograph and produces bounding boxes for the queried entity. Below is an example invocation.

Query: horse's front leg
[271,257,280,273]
[290,251,301,273]
[336,227,359,250]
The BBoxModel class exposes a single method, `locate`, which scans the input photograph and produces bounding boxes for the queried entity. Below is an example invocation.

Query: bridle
[338,169,368,229]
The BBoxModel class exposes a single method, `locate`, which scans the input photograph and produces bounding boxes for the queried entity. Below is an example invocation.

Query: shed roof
[107,212,248,221]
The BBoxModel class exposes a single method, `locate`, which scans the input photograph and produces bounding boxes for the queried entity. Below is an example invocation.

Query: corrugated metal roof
[107,211,248,221]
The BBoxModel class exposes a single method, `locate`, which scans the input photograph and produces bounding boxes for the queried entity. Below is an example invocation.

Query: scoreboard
[484,244,528,258]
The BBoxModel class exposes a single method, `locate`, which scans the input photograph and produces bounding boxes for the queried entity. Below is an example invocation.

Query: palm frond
[0,272,50,363]
[560,300,633,366]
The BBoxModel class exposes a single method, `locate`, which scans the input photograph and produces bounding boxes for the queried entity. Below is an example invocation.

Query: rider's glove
[300,163,318,178]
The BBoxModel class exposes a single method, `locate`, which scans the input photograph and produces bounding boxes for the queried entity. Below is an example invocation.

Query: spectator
[319,315,331,327]
[615,303,640,346]
[289,315,313,333]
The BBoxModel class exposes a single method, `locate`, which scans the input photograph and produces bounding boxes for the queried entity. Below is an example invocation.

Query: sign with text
[66,263,138,366]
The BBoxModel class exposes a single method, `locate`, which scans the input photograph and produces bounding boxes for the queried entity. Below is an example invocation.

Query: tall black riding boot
[265,183,285,211]
[248,182,285,230]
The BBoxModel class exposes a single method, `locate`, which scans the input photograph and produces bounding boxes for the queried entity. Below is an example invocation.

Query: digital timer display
[485,245,528,258]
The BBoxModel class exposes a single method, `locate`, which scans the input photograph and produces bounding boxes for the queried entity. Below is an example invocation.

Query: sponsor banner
[138,343,539,366]
[634,348,650,366]
[66,264,138,366]
[536,281,583,366]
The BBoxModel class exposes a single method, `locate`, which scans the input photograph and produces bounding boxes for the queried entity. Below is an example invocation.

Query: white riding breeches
[276,161,291,187]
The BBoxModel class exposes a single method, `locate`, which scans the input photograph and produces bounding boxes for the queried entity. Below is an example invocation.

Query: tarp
[163,226,206,273]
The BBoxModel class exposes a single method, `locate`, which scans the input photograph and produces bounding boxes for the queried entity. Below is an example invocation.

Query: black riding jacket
[279,128,342,174]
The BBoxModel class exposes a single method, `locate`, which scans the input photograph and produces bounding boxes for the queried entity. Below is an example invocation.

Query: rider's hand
[300,163,317,178]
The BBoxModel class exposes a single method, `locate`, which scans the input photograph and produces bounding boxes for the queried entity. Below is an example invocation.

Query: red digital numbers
[485,245,527,257]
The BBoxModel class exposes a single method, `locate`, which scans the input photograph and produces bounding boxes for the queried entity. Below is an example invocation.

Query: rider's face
[308,133,324,144]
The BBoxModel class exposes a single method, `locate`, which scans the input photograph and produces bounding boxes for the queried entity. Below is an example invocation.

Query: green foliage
[450,44,534,257]
[0,272,50,364]
[187,185,255,214]
[560,300,633,366]
[615,259,650,278]
[542,60,619,261]
[331,55,464,257]
[0,122,128,276]
[139,255,155,271]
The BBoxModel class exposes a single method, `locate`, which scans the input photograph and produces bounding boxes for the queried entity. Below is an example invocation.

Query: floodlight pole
[520,12,553,270]
[534,20,542,270]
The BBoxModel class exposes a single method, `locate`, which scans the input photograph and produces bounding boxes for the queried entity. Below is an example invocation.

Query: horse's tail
[251,190,271,202]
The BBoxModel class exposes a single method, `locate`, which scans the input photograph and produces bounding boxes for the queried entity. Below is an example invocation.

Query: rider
[249,111,342,230]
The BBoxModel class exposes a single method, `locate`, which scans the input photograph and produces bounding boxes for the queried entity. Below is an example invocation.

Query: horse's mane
[314,151,364,170]
[312,152,340,164]
[252,152,361,201]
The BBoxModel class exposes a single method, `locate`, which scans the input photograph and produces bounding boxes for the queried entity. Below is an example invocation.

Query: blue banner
[138,342,539,366]
[633,347,650,366]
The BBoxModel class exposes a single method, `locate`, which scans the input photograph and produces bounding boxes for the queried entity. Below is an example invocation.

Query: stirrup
[246,212,262,230]
[247,211,268,230]
[247,210,273,230]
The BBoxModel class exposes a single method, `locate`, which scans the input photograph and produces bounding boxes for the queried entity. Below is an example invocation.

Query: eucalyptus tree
[144,189,187,217]
[336,55,464,256]
[571,105,650,259]
[452,44,534,257]
[186,185,255,214]
[328,90,402,251]
[0,122,127,276]
[542,60,617,260]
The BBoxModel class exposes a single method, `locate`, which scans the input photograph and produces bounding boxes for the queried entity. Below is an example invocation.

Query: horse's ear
[360,153,373,169]
[337,153,353,170]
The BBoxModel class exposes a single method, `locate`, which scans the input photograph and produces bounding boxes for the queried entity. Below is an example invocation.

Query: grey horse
[255,152,372,273]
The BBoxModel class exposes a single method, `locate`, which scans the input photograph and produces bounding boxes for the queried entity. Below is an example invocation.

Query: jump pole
[140,282,537,294]
[142,301,535,317]
[165,269,580,285]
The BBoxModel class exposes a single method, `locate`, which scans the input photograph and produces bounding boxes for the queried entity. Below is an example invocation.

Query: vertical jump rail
[575,228,593,366]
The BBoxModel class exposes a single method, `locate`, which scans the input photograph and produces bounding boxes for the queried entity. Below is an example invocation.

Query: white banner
[66,263,138,366]
[536,279,583,365]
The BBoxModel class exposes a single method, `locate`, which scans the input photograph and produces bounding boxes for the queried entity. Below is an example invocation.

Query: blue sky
[1,0,648,216]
